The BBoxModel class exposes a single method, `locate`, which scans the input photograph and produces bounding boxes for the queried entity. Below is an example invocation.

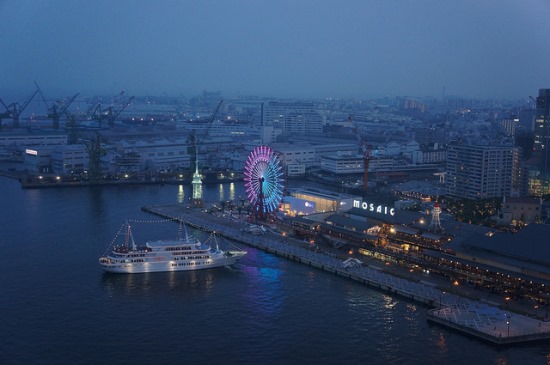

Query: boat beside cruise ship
[99,221,247,274]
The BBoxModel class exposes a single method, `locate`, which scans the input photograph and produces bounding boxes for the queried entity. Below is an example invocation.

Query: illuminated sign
[353,199,395,216]
[25,149,38,156]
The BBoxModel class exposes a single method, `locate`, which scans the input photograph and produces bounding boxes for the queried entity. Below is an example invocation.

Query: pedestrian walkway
[142,204,550,345]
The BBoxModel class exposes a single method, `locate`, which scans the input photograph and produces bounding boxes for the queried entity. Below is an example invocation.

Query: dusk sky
[1,0,550,101]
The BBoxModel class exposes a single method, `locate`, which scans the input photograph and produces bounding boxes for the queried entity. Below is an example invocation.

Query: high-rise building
[534,89,550,178]
[446,143,519,199]
[518,108,536,132]
[263,101,323,134]
[527,89,550,196]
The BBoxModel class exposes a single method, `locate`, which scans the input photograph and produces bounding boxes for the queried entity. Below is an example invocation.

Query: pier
[142,204,550,345]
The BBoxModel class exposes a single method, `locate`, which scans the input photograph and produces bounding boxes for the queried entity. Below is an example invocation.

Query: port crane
[0,89,39,128]
[86,131,104,181]
[88,92,134,128]
[104,95,134,127]
[62,100,104,144]
[0,98,12,127]
[35,82,79,129]
[348,115,373,195]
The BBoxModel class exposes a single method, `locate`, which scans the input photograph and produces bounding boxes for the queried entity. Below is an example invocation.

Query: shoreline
[0,169,242,188]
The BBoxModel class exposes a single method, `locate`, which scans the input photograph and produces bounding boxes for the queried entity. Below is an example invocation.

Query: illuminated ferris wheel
[243,145,284,219]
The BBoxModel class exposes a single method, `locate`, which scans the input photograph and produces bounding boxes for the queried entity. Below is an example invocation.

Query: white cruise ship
[99,222,247,274]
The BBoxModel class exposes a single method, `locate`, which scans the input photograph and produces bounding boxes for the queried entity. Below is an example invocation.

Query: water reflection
[177,185,185,204]
[345,287,376,311]
[100,269,218,298]
[240,251,284,317]
[383,294,397,309]
[218,184,224,202]
[89,186,105,218]
[436,333,448,355]
[229,182,235,201]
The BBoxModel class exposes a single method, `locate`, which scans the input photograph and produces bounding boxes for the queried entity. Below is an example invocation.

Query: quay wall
[140,205,550,346]
[140,205,434,306]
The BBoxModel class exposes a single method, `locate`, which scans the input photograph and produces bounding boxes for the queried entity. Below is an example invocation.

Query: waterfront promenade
[142,204,550,345]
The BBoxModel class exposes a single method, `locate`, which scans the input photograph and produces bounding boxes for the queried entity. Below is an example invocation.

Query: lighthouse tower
[429,201,443,232]
[191,149,203,207]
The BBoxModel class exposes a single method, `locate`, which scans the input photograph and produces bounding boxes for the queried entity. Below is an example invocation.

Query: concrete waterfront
[142,204,550,345]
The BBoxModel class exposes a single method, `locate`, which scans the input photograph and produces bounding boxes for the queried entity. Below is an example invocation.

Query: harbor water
[1,176,550,364]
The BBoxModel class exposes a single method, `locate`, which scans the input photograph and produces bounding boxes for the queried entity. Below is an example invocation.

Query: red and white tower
[429,202,443,232]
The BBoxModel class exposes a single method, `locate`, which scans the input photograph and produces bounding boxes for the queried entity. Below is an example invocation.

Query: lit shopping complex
[279,189,550,310]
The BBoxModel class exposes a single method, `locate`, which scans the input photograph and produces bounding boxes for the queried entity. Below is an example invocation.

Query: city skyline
[1,1,550,101]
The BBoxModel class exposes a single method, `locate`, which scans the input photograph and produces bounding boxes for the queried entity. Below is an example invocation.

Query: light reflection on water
[240,250,284,317]
[100,268,217,298]
[218,183,224,202]
[177,184,185,204]
[229,182,235,201]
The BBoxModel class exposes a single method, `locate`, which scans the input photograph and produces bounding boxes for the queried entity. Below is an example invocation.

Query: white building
[401,140,420,154]
[286,163,306,177]
[382,141,401,156]
[260,125,280,144]
[0,131,67,149]
[272,143,316,167]
[290,187,356,213]
[321,153,364,174]
[263,101,323,134]
[209,120,255,138]
[24,147,54,173]
[421,149,447,164]
[116,138,191,171]
[50,144,89,174]
[368,157,397,171]
[312,143,357,163]
[446,144,519,199]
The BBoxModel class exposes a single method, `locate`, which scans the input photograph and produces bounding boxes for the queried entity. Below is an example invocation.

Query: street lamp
[505,314,511,337]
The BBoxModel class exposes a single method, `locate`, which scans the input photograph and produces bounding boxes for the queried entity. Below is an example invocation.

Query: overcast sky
[1,0,549,101]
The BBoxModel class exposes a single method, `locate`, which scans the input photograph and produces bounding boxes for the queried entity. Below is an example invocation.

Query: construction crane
[2,89,39,128]
[189,99,223,172]
[348,115,373,195]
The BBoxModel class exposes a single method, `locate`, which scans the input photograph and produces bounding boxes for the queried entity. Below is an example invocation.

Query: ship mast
[124,221,137,251]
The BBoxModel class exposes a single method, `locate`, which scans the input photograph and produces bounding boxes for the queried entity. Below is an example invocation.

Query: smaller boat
[99,220,247,274]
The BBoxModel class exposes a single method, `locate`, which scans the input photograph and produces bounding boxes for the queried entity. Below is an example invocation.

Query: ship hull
[100,251,245,274]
